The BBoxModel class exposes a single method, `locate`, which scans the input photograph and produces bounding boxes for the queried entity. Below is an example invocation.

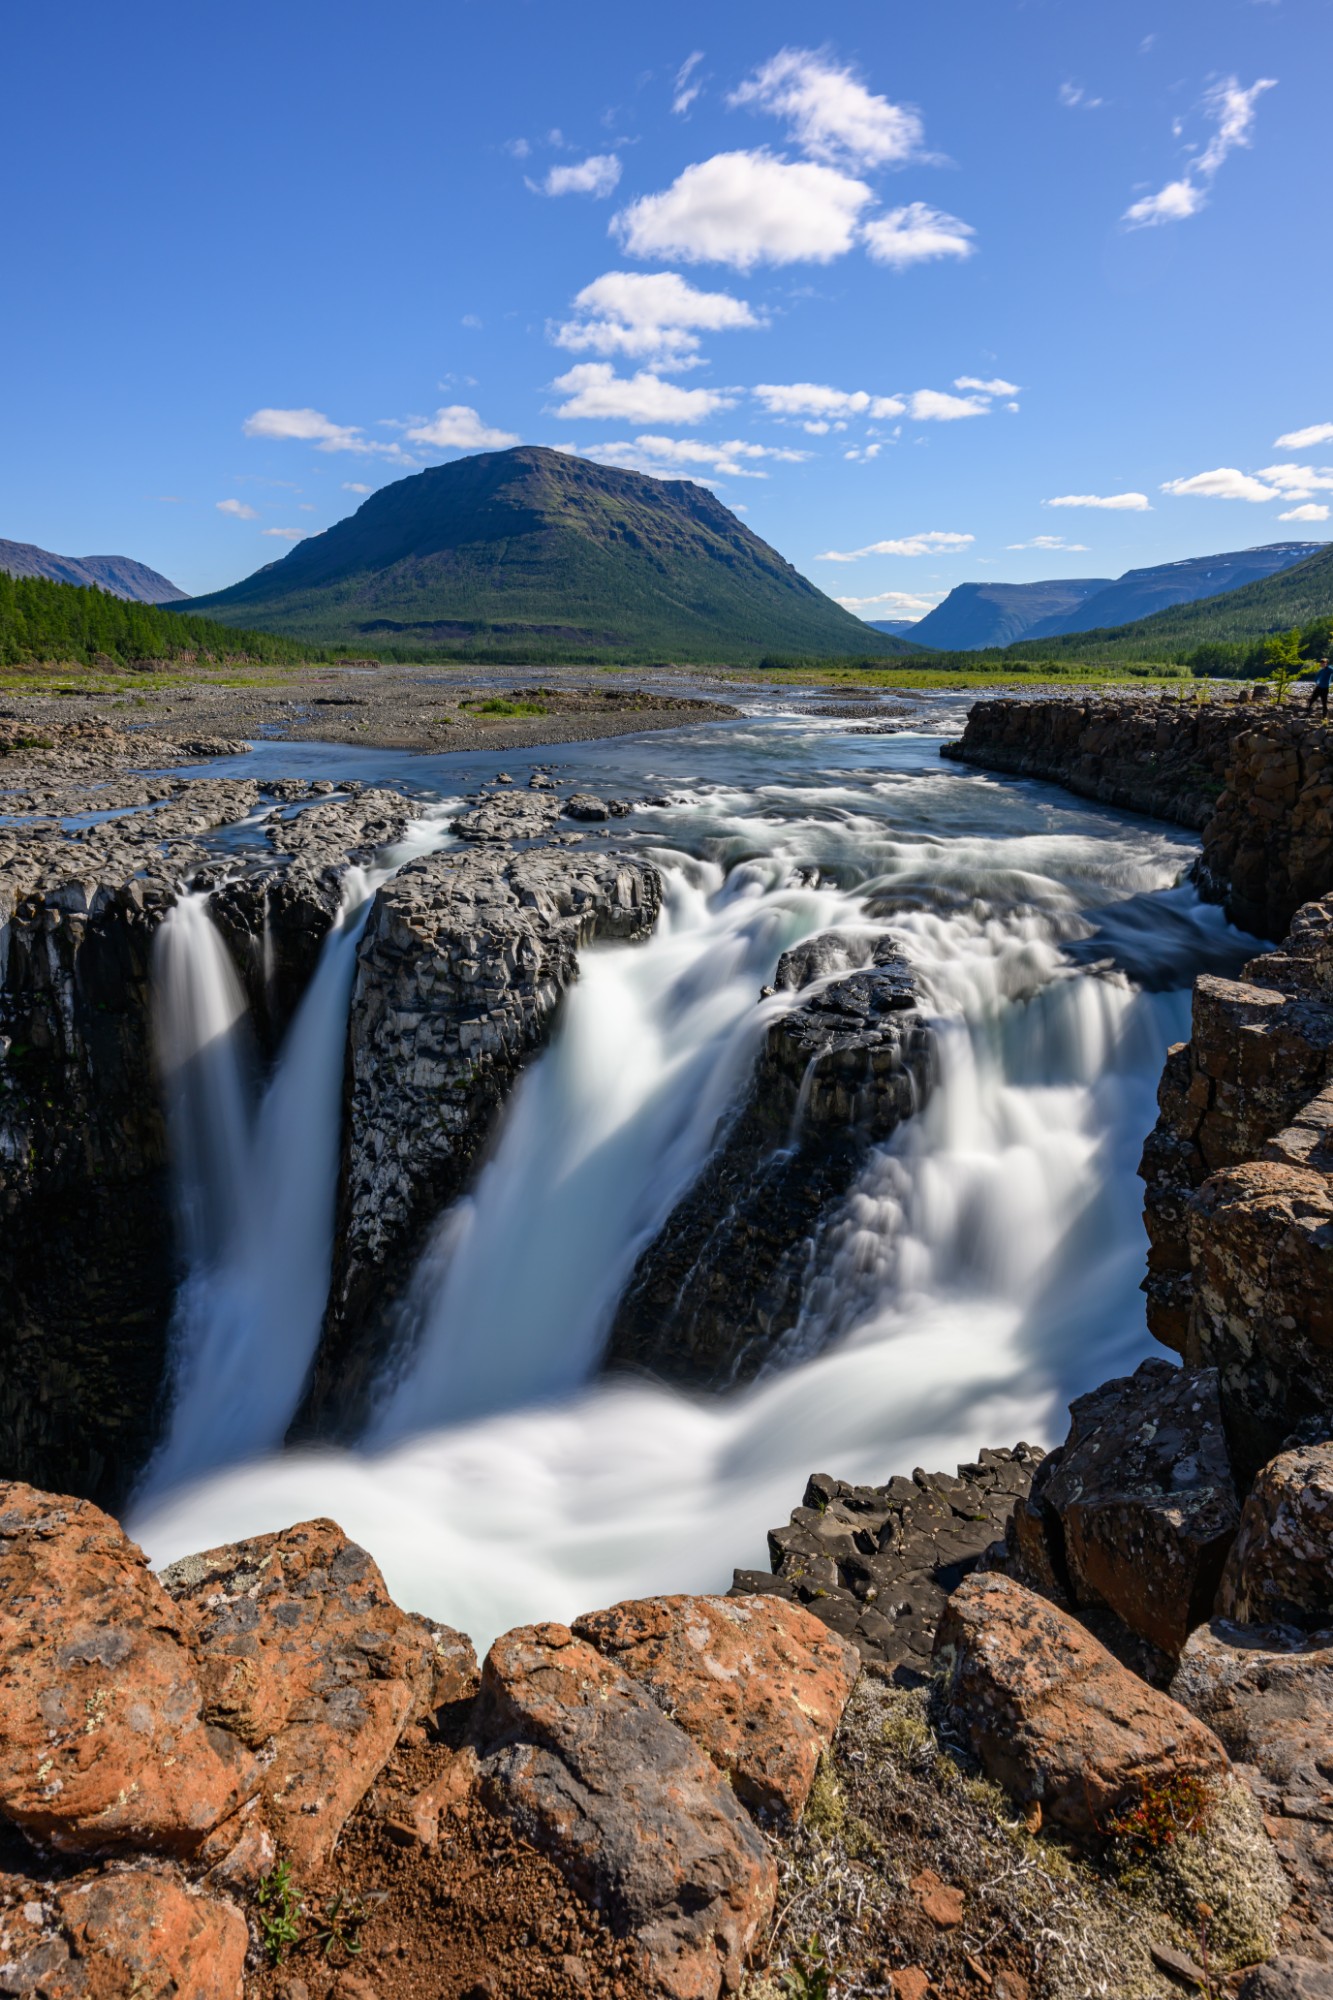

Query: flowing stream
[131,714,1256,1648]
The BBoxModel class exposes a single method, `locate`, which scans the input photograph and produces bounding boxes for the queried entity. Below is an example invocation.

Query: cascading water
[132,720,1257,1650]
[139,807,457,1501]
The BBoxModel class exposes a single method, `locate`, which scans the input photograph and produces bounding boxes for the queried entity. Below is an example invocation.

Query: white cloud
[1160,466,1280,502]
[835,589,943,617]
[342,482,371,493]
[1123,75,1275,228]
[613,150,872,270]
[242,406,404,458]
[673,52,705,117]
[216,498,258,520]
[844,443,884,462]
[550,270,760,368]
[816,530,974,562]
[729,47,923,169]
[579,432,808,479]
[1044,491,1151,510]
[535,154,622,199]
[1254,462,1333,498]
[1275,422,1333,450]
[1059,81,1103,109]
[1279,503,1330,522]
[908,388,988,421]
[956,375,1019,396]
[405,406,520,449]
[504,138,531,159]
[862,203,975,269]
[461,313,483,330]
[550,362,734,424]
[262,528,306,541]
[752,381,902,420]
[1007,535,1091,550]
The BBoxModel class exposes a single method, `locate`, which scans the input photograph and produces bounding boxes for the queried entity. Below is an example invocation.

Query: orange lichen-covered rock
[1217,1445,1333,1632]
[572,1593,859,1823]
[158,1516,476,1872]
[935,1573,1228,1845]
[0,1484,256,1857]
[472,1621,777,1999]
[0,1864,248,2000]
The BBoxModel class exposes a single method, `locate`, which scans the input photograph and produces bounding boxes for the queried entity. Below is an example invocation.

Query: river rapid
[130,704,1258,1649]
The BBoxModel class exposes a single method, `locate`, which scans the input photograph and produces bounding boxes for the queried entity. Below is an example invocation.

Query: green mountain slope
[1009,540,1333,661]
[181,447,908,661]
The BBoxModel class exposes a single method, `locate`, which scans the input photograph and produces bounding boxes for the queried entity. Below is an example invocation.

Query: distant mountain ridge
[183,447,907,661]
[908,578,1111,651]
[909,543,1323,653]
[0,539,186,603]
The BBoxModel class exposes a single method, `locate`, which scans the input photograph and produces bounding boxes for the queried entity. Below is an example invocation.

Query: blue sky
[4,0,1330,618]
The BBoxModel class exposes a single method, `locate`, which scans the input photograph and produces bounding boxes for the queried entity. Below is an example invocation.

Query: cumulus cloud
[578,433,808,479]
[342,482,372,493]
[1275,422,1333,450]
[1044,491,1151,511]
[534,154,622,198]
[216,498,258,520]
[1007,536,1091,550]
[673,52,705,117]
[844,443,884,462]
[752,381,903,419]
[550,362,735,424]
[834,589,943,617]
[1279,503,1330,522]
[729,47,923,169]
[1160,466,1280,502]
[1123,75,1275,229]
[956,376,1020,396]
[612,150,873,270]
[262,528,306,540]
[1254,462,1333,498]
[907,388,989,420]
[404,406,520,450]
[862,203,976,268]
[242,406,404,458]
[550,270,760,368]
[816,530,974,562]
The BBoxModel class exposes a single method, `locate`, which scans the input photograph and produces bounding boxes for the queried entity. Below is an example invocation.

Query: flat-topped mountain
[182,447,907,661]
[0,538,186,603]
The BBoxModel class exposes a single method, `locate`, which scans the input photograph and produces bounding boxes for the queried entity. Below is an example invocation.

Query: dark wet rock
[604,942,932,1387]
[1241,1961,1333,2000]
[1217,1445,1333,1632]
[205,864,344,1057]
[563,793,609,821]
[302,844,662,1437]
[731,1448,1044,1674]
[1008,1359,1240,1660]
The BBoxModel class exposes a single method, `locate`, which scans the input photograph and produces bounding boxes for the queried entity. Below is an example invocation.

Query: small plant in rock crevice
[779,1932,835,1999]
[1099,1770,1217,1861]
[257,1859,301,1966]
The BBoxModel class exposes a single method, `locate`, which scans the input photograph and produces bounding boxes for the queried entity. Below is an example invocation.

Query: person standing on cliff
[1308,657,1331,717]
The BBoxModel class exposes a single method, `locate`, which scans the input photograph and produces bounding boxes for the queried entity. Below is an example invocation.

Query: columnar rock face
[941,693,1255,833]
[301,841,662,1435]
[943,694,1333,939]
[733,1449,1043,1673]
[604,939,932,1388]
[1141,898,1333,1478]
[1009,1359,1241,1660]
[935,1572,1230,1846]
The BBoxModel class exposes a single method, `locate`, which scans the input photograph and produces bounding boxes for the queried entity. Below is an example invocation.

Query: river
[128,702,1257,1649]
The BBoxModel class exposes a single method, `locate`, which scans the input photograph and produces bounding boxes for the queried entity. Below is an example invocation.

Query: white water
[132,731,1252,1650]
[138,809,455,1501]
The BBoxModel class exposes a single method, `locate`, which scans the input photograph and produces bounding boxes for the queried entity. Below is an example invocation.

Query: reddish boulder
[571,1593,859,1823]
[935,1573,1228,1845]
[0,1484,256,1856]
[472,1621,777,1998]
[1217,1445,1333,1631]
[1011,1361,1239,1658]
[0,1864,247,1999]
[159,1517,475,1869]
